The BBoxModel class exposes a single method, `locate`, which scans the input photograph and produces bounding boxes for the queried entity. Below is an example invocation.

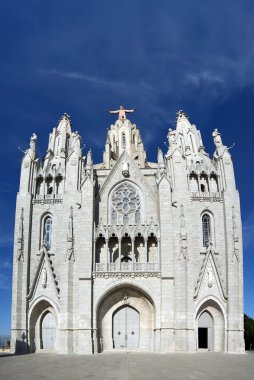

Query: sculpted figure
[30,133,37,150]
[109,106,136,121]
[212,129,223,148]
[42,267,47,288]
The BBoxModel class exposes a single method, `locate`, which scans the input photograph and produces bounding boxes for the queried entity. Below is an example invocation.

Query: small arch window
[43,217,52,249]
[122,133,126,150]
[202,214,211,247]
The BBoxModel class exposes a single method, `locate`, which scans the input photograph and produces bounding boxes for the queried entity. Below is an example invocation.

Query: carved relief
[179,204,187,260]
[17,208,24,262]
[42,267,47,288]
[66,207,75,261]
[207,265,213,288]
[232,206,240,262]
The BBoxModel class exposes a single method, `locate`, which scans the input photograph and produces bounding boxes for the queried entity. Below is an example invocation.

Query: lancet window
[43,216,52,249]
[202,213,211,247]
[122,132,126,150]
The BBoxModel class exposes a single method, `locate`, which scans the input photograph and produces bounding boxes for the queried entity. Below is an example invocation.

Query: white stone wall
[11,115,245,354]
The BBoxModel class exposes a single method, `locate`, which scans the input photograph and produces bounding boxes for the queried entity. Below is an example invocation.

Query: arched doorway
[41,311,56,350]
[198,311,213,350]
[96,285,154,352]
[113,306,140,349]
[29,299,58,352]
[196,299,225,352]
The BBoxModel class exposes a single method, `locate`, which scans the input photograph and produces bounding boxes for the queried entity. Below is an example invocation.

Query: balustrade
[95,261,159,273]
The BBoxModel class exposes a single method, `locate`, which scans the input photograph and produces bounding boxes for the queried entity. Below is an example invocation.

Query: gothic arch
[195,298,225,352]
[28,296,59,353]
[96,283,156,352]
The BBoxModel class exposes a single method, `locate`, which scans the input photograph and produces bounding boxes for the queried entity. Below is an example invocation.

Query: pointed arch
[40,213,53,250]
[28,296,59,352]
[195,298,226,352]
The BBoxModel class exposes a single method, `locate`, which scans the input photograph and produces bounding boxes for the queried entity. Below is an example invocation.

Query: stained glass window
[111,183,140,224]
[202,214,210,247]
[44,217,52,249]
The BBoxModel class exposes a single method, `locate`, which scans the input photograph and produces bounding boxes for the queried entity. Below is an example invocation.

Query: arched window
[202,214,211,247]
[122,132,126,150]
[43,216,52,249]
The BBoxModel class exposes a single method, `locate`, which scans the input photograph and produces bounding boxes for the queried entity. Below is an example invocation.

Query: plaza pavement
[0,352,254,380]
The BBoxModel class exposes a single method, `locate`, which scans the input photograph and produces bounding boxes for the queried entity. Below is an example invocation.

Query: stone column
[144,238,148,271]
[93,239,96,272]
[118,239,121,271]
[131,238,134,270]
[106,239,109,271]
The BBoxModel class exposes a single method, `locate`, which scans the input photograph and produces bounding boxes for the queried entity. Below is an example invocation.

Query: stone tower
[11,109,245,354]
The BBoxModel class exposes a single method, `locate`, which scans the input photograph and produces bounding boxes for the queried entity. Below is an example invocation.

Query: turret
[102,106,147,168]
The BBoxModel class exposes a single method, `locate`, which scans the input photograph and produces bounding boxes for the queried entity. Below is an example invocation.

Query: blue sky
[0,0,254,335]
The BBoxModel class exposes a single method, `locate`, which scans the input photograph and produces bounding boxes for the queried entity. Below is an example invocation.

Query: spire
[103,109,147,168]
[57,113,72,135]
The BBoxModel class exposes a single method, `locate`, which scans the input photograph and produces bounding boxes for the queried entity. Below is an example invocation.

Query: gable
[27,248,60,303]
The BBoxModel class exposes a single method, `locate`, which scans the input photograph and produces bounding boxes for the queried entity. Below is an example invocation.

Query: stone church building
[11,108,245,354]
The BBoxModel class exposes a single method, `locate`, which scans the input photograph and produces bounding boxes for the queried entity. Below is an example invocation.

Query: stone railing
[32,194,63,205]
[190,192,222,203]
[95,262,159,273]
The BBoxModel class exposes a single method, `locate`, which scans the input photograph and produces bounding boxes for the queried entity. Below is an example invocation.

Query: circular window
[112,183,140,216]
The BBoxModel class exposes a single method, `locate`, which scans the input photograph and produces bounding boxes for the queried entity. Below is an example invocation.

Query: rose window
[111,183,140,224]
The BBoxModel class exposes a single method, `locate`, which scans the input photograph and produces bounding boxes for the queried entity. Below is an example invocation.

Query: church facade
[11,108,245,354]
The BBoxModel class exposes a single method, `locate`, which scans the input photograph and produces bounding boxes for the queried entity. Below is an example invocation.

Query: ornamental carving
[111,182,140,224]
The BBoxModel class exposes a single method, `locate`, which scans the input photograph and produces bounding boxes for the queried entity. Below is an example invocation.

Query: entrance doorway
[41,311,56,349]
[113,306,139,349]
[198,311,213,350]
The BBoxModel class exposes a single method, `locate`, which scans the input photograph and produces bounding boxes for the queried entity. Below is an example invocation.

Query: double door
[113,306,139,349]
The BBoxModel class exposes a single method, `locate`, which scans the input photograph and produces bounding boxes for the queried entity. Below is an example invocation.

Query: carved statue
[30,133,37,151]
[71,131,81,154]
[212,129,223,149]
[109,106,136,121]
[85,149,93,177]
[122,160,129,177]
[167,128,177,147]
[207,266,213,288]
[42,267,47,288]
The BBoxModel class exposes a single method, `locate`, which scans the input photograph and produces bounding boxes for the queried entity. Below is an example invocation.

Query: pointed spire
[58,113,72,134]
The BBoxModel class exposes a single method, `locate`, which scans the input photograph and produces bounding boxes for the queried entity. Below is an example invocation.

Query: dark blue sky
[1,0,254,335]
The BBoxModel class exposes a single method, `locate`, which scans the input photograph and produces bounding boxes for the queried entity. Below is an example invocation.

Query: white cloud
[40,69,153,93]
